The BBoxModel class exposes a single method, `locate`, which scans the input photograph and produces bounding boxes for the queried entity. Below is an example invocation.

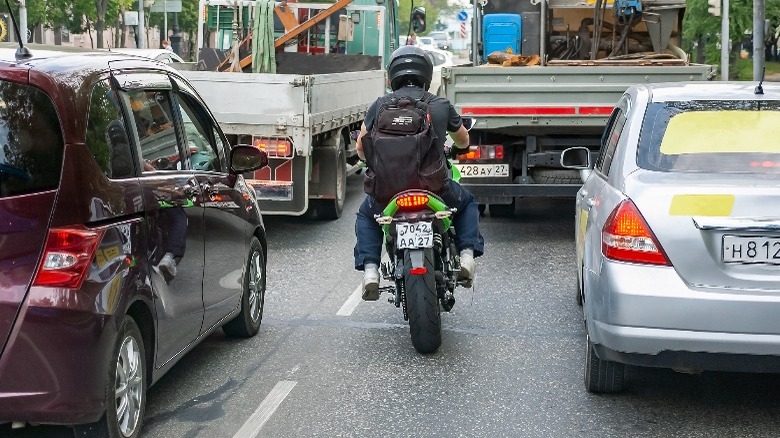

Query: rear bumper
[462,182,581,200]
[587,260,780,371]
[0,290,116,425]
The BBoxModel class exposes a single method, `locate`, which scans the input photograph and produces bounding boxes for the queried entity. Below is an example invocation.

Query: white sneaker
[362,264,380,301]
[458,249,476,286]
[158,252,177,282]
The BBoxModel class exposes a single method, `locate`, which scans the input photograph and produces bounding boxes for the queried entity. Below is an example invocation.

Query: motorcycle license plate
[396,221,433,249]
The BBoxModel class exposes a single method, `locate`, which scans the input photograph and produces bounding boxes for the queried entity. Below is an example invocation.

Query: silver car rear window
[0,81,64,197]
[637,100,780,174]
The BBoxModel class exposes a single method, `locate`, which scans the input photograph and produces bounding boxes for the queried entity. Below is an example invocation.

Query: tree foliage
[683,0,780,74]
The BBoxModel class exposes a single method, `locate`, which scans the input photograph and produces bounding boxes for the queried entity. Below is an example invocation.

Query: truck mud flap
[254,155,310,215]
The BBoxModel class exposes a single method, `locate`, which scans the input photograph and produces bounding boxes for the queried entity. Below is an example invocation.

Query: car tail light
[33,227,105,289]
[602,200,670,266]
[456,145,504,161]
[253,137,292,157]
[396,193,429,210]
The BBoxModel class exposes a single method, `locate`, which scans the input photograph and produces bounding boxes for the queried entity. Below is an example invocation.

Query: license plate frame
[722,235,780,264]
[455,163,510,178]
[396,221,434,250]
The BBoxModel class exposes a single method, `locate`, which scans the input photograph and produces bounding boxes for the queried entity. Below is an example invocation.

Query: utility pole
[18,0,26,44]
[721,0,729,80]
[754,0,765,80]
[137,0,145,48]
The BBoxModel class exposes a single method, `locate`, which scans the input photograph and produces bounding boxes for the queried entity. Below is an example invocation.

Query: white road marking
[336,284,363,316]
[233,380,297,438]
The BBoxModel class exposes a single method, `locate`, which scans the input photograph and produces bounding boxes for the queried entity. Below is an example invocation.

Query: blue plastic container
[482,14,522,62]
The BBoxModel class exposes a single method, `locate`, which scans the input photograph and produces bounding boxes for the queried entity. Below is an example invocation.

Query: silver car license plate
[455,164,509,177]
[397,221,433,249]
[722,235,780,264]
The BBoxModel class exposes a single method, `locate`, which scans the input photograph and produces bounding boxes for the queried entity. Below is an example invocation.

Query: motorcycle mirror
[462,118,477,131]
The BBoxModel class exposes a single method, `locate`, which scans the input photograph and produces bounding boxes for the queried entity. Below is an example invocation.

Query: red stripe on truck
[461,106,614,116]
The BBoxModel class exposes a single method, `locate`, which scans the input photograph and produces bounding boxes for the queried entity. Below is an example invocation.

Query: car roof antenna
[3,0,31,60]
[755,66,765,95]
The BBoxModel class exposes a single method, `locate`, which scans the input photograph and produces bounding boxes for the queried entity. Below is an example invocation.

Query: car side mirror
[230,145,268,174]
[411,7,426,33]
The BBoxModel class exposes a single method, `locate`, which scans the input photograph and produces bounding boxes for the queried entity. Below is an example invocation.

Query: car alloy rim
[115,335,143,436]
[248,249,264,322]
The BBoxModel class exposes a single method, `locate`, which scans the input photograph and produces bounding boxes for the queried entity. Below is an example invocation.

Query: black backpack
[362,92,447,204]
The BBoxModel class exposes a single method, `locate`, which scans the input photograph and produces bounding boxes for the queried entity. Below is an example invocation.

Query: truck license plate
[722,235,780,264]
[455,164,509,177]
[396,221,433,249]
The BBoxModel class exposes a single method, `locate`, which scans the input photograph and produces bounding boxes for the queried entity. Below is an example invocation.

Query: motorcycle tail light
[396,193,429,210]
[410,267,427,275]
[33,226,105,289]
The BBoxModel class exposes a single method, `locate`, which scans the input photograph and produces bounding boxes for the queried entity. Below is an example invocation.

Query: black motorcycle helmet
[387,45,434,91]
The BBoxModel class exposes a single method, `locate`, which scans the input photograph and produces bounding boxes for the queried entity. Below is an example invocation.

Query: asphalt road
[7,175,780,437]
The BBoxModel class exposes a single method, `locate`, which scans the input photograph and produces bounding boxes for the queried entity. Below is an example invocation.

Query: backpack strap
[420,92,436,104]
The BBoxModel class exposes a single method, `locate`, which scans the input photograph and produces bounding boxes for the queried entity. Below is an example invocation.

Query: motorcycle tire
[404,248,442,354]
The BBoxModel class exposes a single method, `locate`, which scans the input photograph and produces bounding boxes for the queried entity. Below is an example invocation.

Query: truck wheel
[584,334,624,393]
[489,200,515,218]
[530,168,581,184]
[404,249,442,354]
[315,139,347,220]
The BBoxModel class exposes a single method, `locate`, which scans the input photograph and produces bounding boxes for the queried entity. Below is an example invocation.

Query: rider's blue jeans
[354,180,485,270]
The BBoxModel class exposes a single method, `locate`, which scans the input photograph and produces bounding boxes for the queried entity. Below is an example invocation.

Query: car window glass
[86,79,134,179]
[175,92,220,172]
[0,81,64,198]
[637,100,780,174]
[600,110,626,176]
[595,108,619,173]
[427,51,446,66]
[127,89,180,172]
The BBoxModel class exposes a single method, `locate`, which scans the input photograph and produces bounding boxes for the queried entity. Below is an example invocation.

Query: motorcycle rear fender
[408,249,425,269]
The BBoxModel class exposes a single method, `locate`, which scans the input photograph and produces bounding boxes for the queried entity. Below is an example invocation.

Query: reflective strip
[460,106,614,116]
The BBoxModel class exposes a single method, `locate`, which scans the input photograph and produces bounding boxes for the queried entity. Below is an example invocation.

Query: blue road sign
[457,10,468,22]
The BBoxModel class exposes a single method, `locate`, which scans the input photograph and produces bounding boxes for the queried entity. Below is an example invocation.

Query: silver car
[564,82,780,393]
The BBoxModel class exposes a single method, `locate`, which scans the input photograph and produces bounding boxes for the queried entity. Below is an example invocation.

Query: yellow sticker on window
[661,111,780,155]
[669,194,735,216]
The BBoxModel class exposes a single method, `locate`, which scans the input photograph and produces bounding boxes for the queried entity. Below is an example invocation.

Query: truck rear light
[396,192,429,210]
[33,226,105,289]
[253,137,292,157]
[456,145,503,161]
[602,200,670,266]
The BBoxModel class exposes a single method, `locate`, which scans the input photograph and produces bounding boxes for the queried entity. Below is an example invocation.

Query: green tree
[683,0,780,77]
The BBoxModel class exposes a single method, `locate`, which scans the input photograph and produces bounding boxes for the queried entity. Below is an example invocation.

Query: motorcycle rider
[355,46,485,301]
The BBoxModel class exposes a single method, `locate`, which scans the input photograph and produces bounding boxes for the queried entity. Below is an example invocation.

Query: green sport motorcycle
[374,165,468,354]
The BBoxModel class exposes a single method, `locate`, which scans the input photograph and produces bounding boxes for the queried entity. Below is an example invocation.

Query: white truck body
[181,0,392,218]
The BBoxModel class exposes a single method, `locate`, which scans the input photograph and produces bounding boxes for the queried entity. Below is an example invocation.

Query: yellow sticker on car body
[669,194,735,216]
[661,111,780,155]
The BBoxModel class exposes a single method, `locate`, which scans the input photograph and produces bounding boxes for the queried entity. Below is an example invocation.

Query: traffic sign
[457,10,468,22]
[150,0,182,13]
[460,22,467,38]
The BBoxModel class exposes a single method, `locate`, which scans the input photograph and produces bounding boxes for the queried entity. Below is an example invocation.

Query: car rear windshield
[0,81,63,197]
[637,100,780,174]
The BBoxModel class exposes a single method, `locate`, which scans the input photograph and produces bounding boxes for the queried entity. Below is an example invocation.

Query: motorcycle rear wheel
[404,248,442,354]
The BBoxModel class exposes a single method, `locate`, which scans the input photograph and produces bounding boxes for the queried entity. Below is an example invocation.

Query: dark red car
[0,45,269,436]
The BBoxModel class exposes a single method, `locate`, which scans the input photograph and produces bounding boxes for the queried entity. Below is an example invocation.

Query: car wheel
[584,334,624,393]
[223,237,266,338]
[75,317,147,438]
